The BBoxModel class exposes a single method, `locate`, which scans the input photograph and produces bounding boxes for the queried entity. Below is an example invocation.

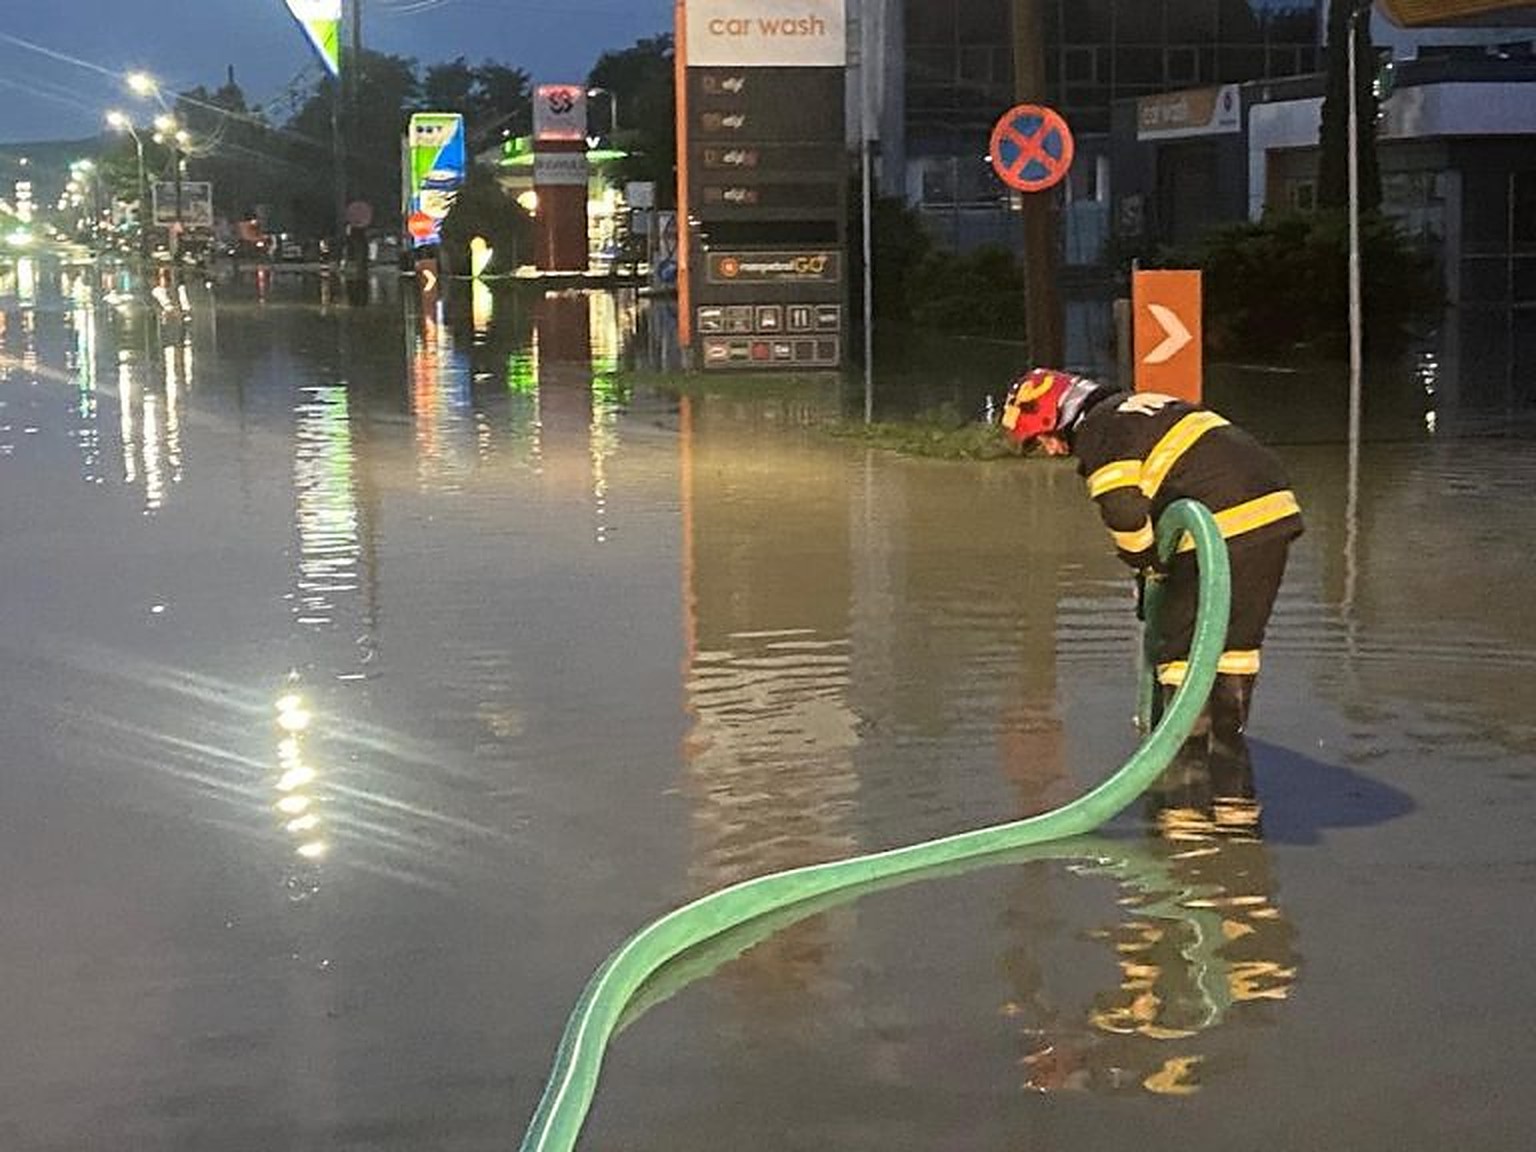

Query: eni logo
[718,257,741,278]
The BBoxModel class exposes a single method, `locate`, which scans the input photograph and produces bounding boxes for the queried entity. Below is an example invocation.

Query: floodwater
[1,259,1533,1152]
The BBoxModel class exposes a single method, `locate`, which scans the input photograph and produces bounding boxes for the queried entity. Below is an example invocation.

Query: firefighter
[998,368,1303,804]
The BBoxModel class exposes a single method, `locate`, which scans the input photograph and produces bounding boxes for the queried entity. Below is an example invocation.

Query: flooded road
[1,260,1533,1151]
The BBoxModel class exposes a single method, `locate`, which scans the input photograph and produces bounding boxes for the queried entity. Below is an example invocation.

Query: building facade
[889,0,1325,252]
[1106,31,1536,406]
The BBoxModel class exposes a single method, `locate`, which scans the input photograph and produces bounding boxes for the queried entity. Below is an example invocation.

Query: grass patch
[826,413,1021,460]
[618,371,1025,461]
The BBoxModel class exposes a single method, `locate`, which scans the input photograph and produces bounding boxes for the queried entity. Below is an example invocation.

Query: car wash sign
[683,0,848,371]
[686,0,846,66]
[405,112,465,250]
[1136,84,1241,141]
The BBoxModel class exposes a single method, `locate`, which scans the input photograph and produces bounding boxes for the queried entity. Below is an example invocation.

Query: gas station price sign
[682,0,848,371]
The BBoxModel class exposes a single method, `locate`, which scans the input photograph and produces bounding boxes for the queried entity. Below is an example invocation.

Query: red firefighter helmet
[1000,368,1100,445]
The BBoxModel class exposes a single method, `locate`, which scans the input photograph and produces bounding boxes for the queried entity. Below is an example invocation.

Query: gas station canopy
[1378,0,1536,26]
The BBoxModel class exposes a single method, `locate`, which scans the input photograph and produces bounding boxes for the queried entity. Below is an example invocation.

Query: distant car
[371,233,400,264]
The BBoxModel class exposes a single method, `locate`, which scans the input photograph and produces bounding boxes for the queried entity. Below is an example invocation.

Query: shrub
[1184,209,1439,358]
[908,243,1027,338]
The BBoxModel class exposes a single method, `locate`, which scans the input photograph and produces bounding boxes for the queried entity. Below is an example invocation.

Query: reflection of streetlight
[586,87,619,139]
[107,110,149,258]
[127,71,158,99]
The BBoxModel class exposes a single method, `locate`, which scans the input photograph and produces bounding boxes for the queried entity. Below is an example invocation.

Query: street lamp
[586,87,619,140]
[107,110,148,258]
[127,71,161,102]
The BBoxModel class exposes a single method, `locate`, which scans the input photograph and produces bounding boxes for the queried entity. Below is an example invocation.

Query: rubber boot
[1208,674,1261,838]
[1145,683,1214,837]
[1209,673,1255,756]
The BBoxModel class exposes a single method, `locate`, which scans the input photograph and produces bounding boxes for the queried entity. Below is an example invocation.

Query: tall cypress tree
[1317,0,1381,212]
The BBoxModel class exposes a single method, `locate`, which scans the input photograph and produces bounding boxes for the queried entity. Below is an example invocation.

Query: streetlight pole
[1344,1,1366,615]
[155,114,186,267]
[107,111,148,259]
[1346,2,1364,455]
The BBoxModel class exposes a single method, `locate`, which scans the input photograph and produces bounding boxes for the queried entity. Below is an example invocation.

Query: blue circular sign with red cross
[989,103,1075,193]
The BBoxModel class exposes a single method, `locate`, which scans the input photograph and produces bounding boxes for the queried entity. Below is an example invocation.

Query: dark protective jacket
[1070,390,1303,569]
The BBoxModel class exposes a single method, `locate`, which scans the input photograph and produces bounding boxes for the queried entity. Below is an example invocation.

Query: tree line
[97,36,675,243]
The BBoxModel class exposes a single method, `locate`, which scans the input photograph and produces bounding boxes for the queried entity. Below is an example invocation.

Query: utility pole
[108,113,149,259]
[1011,0,1063,366]
[332,65,346,232]
[174,138,184,265]
[349,0,362,199]
[331,0,362,234]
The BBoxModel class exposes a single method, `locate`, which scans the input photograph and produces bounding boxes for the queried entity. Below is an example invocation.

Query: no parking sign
[989,103,1075,193]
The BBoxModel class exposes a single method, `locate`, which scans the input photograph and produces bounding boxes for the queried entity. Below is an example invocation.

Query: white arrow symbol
[1143,303,1192,365]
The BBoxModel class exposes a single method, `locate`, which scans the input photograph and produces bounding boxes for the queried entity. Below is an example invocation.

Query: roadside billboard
[404,112,466,249]
[151,181,214,229]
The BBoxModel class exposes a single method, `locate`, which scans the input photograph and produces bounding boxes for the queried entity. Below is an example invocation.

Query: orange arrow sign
[1133,270,1203,402]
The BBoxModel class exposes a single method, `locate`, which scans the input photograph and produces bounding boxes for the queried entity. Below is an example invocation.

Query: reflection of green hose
[618,835,1235,1040]
[518,500,1231,1152]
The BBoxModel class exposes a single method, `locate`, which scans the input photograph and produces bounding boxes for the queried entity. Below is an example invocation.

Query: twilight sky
[0,0,674,144]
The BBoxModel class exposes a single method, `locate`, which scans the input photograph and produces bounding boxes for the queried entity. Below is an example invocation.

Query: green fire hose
[518,498,1231,1152]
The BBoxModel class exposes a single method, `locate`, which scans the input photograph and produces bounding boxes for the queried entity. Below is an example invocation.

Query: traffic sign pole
[1011,3,1063,367]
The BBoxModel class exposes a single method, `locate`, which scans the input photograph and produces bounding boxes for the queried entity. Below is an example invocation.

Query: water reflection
[410,308,475,490]
[292,383,363,628]
[275,690,329,868]
[65,270,103,484]
[1015,826,1296,1097]
[114,342,185,510]
[4,258,1531,1148]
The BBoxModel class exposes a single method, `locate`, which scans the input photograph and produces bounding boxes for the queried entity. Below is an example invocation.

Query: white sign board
[686,0,847,67]
[534,152,589,187]
[625,181,656,209]
[151,181,214,228]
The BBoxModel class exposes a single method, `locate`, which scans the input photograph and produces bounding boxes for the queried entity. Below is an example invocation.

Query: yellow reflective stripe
[1087,459,1144,497]
[1175,490,1302,552]
[1218,650,1262,675]
[1141,412,1228,498]
[1110,520,1155,554]
[1159,654,1259,689]
[1216,489,1301,538]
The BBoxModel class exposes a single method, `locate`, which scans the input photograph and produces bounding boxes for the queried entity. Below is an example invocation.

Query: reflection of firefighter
[1016,758,1299,1096]
[999,369,1303,793]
